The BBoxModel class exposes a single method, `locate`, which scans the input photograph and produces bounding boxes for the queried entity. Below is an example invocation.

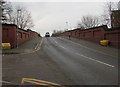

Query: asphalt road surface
[2,37,118,85]
[43,37,118,85]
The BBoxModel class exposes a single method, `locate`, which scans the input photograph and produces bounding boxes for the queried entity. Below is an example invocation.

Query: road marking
[0,81,11,84]
[52,38,115,68]
[76,53,115,67]
[35,39,41,50]
[33,38,43,52]
[52,38,67,50]
[58,37,117,58]
[3,38,43,56]
[22,80,52,86]
[0,80,17,85]
[21,78,64,87]
[20,38,43,55]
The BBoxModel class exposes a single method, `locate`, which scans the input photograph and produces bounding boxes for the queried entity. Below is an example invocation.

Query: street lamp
[66,21,68,31]
[16,9,21,48]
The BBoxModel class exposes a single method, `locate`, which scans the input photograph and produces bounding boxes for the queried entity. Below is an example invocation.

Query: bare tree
[0,0,13,23]
[102,1,118,27]
[52,29,63,34]
[77,15,101,29]
[12,6,34,29]
[53,30,57,34]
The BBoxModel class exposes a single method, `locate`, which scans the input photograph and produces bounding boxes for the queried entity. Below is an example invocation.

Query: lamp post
[66,21,68,31]
[16,9,21,48]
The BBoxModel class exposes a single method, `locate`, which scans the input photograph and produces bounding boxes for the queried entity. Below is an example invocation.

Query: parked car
[45,32,50,37]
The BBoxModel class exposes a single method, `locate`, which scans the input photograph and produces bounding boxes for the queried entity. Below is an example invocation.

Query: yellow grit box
[100,40,109,46]
[2,43,11,50]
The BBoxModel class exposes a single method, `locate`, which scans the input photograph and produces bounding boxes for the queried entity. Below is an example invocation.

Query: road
[2,37,118,85]
[43,37,118,85]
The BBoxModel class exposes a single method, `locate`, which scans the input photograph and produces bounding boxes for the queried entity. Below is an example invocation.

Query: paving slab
[2,37,42,54]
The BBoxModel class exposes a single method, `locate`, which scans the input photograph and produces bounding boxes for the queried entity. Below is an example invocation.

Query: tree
[52,29,64,35]
[12,6,34,29]
[77,15,101,29]
[102,1,118,27]
[0,0,13,23]
[53,30,57,34]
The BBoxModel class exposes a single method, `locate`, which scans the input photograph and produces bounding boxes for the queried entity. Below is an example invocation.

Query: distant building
[111,10,120,28]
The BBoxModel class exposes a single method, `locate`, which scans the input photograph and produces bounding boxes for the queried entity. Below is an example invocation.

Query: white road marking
[34,38,43,52]
[76,53,115,67]
[0,81,11,84]
[52,38,115,68]
[34,39,42,50]
[58,37,117,58]
[52,38,67,49]
[20,38,43,55]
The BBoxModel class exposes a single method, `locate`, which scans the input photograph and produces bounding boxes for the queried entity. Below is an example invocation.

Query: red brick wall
[1,24,39,48]
[104,29,120,48]
[2,24,17,48]
[71,26,105,43]
[71,29,80,38]
[17,29,29,45]
[54,25,120,48]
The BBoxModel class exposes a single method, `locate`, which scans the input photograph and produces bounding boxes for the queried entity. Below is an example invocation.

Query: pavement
[60,36,119,58]
[2,37,42,55]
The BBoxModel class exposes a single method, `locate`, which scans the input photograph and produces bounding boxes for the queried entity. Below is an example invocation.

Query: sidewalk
[2,37,42,55]
[61,36,119,58]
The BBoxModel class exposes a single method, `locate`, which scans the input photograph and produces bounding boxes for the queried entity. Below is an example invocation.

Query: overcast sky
[10,0,119,36]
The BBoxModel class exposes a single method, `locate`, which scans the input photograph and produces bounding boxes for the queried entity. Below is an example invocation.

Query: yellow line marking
[21,78,63,87]
[59,37,117,58]
[22,80,54,87]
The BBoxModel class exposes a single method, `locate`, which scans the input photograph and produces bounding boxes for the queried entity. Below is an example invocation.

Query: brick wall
[53,25,120,48]
[2,24,40,48]
[2,24,17,48]
[104,28,120,48]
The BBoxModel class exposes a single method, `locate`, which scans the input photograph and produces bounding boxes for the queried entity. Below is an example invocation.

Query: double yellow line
[21,78,64,87]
